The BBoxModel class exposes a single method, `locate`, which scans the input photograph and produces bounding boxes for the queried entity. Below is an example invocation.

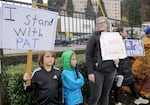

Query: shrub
[2,64,34,105]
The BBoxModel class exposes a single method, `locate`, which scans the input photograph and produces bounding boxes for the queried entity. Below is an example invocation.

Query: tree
[85,0,95,19]
[66,0,74,17]
[37,0,43,4]
[121,0,129,18]
[121,0,150,25]
[141,0,150,21]
[122,0,141,26]
[96,0,107,17]
[128,0,141,25]
[48,0,66,10]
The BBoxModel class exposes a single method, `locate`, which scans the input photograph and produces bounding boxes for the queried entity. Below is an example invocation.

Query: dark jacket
[117,57,135,85]
[86,31,116,74]
[24,67,62,105]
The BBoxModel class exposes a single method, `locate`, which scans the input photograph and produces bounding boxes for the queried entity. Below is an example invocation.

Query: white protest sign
[100,32,127,60]
[0,3,58,50]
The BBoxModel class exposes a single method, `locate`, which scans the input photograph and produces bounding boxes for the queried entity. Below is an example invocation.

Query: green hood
[61,50,74,70]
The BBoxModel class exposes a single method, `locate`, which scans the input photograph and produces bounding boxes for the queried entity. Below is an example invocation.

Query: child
[61,50,84,105]
[23,51,62,105]
[114,26,149,105]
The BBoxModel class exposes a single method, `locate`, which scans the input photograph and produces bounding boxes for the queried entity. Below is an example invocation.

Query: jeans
[114,82,139,103]
[88,70,116,105]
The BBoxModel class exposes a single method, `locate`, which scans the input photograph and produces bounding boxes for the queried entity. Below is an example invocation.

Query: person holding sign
[86,16,119,105]
[61,50,84,105]
[113,26,149,105]
[23,51,63,105]
[132,26,150,98]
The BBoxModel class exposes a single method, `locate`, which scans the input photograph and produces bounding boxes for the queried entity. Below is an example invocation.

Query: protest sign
[124,39,145,56]
[100,32,127,60]
[0,3,58,50]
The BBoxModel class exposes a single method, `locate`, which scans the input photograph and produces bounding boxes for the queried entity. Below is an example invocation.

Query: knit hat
[144,26,150,34]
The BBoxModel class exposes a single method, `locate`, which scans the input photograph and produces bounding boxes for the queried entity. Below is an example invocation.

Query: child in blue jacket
[61,50,84,105]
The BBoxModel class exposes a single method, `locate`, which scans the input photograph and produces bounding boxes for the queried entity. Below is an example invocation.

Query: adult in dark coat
[86,16,119,105]
[113,26,149,105]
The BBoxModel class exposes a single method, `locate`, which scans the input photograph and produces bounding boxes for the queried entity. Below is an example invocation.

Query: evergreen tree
[141,0,150,21]
[85,0,95,19]
[128,0,141,25]
[96,0,107,17]
[48,0,66,9]
[121,0,149,25]
[37,0,43,4]
[67,0,74,17]
[122,0,141,25]
[121,0,129,18]
[97,5,102,17]
[101,0,107,17]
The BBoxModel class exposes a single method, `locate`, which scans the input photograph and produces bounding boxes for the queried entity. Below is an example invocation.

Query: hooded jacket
[61,51,84,105]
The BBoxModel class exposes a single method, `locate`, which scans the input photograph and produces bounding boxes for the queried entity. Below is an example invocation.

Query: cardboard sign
[0,3,58,50]
[100,32,127,60]
[124,39,145,56]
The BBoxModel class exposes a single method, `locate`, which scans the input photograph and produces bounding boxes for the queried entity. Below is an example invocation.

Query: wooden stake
[25,1,37,86]
[26,50,32,86]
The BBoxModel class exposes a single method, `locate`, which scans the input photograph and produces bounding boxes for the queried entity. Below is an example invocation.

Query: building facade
[103,0,121,21]
[72,0,121,22]
[72,0,97,13]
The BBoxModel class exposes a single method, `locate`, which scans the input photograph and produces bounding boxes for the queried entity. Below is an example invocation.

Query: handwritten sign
[0,3,58,50]
[124,39,145,56]
[100,32,127,60]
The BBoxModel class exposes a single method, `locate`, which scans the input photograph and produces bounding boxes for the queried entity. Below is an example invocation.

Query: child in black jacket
[23,51,62,105]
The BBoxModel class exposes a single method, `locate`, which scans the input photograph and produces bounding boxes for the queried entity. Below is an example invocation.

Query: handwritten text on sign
[100,32,127,60]
[1,3,58,50]
[124,39,145,56]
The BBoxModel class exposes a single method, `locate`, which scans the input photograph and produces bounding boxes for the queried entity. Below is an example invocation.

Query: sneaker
[134,97,149,105]
[115,102,122,105]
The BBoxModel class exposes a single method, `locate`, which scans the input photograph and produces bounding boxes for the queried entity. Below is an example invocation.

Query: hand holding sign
[113,59,119,68]
[100,32,127,60]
